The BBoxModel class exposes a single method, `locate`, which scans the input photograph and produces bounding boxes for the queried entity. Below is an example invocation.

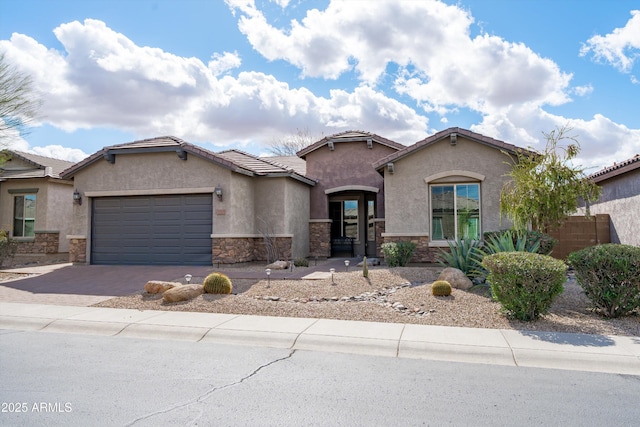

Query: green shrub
[203,272,233,294]
[381,241,416,267]
[0,230,18,267]
[294,258,309,267]
[567,244,640,318]
[483,230,557,255]
[482,252,566,321]
[431,280,452,296]
[362,256,368,278]
[437,238,484,278]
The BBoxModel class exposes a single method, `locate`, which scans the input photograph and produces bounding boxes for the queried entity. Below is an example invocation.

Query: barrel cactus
[203,272,233,294]
[431,280,452,296]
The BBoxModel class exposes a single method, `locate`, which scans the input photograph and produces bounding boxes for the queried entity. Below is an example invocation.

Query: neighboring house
[60,136,314,265]
[372,128,524,262]
[59,128,530,265]
[0,151,75,254]
[578,154,640,246]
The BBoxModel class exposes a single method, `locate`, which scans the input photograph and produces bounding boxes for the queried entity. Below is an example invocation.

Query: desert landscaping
[92,264,640,337]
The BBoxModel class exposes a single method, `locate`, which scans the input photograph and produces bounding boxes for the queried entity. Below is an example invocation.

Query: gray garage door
[91,194,213,265]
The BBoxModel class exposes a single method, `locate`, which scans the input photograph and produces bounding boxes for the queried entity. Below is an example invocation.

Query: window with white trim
[13,194,36,237]
[430,183,480,241]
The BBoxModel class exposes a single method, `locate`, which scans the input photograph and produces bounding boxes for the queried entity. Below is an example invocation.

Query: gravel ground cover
[93,265,639,337]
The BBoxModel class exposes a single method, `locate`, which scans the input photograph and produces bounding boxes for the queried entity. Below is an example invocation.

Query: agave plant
[437,238,484,278]
[480,230,541,256]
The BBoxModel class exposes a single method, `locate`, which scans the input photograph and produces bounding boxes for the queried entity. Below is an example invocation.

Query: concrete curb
[0,302,638,375]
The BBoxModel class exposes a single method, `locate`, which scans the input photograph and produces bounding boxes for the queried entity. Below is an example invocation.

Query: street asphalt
[0,262,638,376]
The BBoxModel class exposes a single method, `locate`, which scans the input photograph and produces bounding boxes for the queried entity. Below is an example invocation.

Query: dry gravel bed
[94,266,640,337]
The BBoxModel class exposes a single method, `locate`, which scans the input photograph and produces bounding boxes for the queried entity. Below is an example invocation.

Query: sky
[1,0,639,172]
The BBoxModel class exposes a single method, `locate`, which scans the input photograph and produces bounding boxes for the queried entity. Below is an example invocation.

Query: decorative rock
[266,260,290,269]
[144,280,180,294]
[163,284,204,303]
[437,267,473,290]
[357,258,380,267]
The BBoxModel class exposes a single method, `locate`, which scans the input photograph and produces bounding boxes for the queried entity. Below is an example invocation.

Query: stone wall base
[309,221,331,258]
[212,237,292,264]
[382,235,441,263]
[15,231,60,255]
[69,238,87,263]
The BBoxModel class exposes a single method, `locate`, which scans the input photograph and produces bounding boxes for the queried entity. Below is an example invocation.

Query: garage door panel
[92,194,213,265]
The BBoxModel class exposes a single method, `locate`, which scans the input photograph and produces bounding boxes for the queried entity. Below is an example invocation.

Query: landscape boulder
[162,284,204,303]
[144,280,180,294]
[437,267,473,290]
[266,260,290,270]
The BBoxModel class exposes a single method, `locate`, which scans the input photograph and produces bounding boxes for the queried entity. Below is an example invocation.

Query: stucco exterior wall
[284,178,311,259]
[577,168,640,246]
[70,151,236,262]
[0,177,73,252]
[383,137,513,238]
[305,140,397,219]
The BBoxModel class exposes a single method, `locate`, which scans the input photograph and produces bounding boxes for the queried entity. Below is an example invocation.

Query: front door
[329,192,377,257]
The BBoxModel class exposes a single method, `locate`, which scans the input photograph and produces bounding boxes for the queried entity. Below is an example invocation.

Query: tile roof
[60,136,315,185]
[373,127,533,170]
[589,153,640,183]
[0,151,75,180]
[267,156,307,175]
[296,130,406,158]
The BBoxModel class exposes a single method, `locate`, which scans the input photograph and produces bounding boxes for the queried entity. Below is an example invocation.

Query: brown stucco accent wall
[305,140,398,219]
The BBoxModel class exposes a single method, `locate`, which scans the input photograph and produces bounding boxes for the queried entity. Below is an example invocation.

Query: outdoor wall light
[215,186,223,201]
[73,189,82,205]
[265,268,271,288]
[184,274,192,284]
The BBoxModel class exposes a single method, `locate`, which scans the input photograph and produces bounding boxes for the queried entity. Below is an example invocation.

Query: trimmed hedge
[482,252,566,321]
[567,244,640,318]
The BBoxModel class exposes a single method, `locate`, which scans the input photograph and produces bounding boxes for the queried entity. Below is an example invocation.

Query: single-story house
[60,128,528,265]
[0,150,75,254]
[577,154,640,246]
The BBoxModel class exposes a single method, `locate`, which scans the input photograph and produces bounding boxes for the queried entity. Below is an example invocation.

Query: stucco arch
[424,170,485,184]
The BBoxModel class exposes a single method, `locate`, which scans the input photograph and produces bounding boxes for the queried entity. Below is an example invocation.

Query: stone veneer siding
[15,231,60,255]
[309,221,331,258]
[212,237,292,264]
[382,235,440,263]
[374,220,385,258]
[69,237,87,263]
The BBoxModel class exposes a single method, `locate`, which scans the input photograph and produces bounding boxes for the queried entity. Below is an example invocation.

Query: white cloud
[29,145,88,162]
[580,10,640,73]
[0,18,427,149]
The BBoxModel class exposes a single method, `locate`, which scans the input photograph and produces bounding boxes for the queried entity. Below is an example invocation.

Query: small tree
[0,52,41,143]
[500,125,601,233]
[267,127,320,156]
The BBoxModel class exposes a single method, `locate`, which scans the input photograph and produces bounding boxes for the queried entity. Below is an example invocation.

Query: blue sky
[1,0,639,171]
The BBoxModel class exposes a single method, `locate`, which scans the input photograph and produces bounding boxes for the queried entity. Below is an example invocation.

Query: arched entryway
[327,186,378,257]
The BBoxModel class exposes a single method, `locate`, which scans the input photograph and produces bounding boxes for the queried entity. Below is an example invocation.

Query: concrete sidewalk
[1,301,638,376]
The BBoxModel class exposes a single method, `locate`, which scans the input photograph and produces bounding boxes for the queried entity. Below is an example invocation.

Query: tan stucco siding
[284,178,311,259]
[0,178,73,252]
[71,151,236,238]
[45,181,73,252]
[384,137,513,236]
[254,178,285,234]
[576,168,640,246]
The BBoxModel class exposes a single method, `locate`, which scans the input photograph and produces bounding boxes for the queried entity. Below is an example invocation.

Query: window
[13,194,36,237]
[330,199,359,240]
[431,183,480,241]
